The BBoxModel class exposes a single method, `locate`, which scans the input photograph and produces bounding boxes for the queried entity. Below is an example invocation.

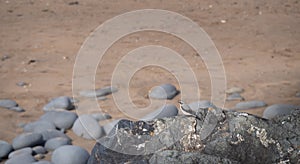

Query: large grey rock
[88,109,300,164]
[43,96,74,111]
[40,111,77,130]
[188,100,216,111]
[141,104,178,121]
[0,99,17,109]
[79,86,118,98]
[39,129,71,142]
[148,84,179,100]
[8,147,32,159]
[235,100,267,110]
[45,137,71,151]
[72,115,104,139]
[0,140,13,159]
[263,104,300,119]
[5,154,36,164]
[23,120,56,133]
[12,133,44,150]
[52,145,89,164]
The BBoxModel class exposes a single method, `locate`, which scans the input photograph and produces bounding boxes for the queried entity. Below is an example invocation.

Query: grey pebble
[79,86,118,98]
[149,84,179,100]
[12,133,44,150]
[263,104,300,119]
[226,93,245,101]
[51,145,89,164]
[90,113,112,121]
[16,81,28,87]
[32,146,47,155]
[72,115,104,139]
[0,140,13,159]
[23,120,56,133]
[296,92,300,97]
[225,87,244,94]
[43,96,74,111]
[39,129,71,142]
[141,104,178,121]
[5,154,36,164]
[45,137,71,151]
[40,111,77,130]
[7,106,25,112]
[0,99,18,109]
[188,100,216,111]
[235,100,267,110]
[8,147,32,159]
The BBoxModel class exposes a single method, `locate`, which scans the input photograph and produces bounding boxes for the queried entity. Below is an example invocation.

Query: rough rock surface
[88,108,300,164]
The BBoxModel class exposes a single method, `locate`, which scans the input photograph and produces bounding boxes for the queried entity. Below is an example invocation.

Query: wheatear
[178,100,198,117]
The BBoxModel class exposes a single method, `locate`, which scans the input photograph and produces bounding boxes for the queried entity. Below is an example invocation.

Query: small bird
[178,100,198,117]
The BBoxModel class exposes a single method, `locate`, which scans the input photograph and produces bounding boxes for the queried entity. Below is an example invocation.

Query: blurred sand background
[0,0,299,157]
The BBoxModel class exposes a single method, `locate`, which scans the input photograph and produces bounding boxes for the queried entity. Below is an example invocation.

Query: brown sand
[0,0,299,161]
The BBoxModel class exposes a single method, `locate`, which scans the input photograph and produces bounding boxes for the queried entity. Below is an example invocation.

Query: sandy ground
[0,0,299,160]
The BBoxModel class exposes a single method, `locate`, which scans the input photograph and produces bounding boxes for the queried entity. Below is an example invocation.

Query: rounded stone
[12,133,44,150]
[23,120,56,133]
[7,106,25,112]
[39,129,71,142]
[0,99,17,109]
[43,96,74,111]
[8,147,32,159]
[5,154,36,164]
[51,145,89,164]
[149,84,179,100]
[225,87,244,94]
[188,100,216,111]
[263,104,300,119]
[90,113,112,121]
[141,104,178,121]
[45,137,71,151]
[226,93,245,101]
[0,140,13,159]
[235,100,267,110]
[40,111,77,130]
[72,115,104,139]
[32,146,47,155]
[79,86,118,98]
